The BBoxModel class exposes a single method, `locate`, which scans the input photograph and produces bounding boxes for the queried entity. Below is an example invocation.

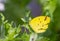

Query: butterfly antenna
[44,16,47,21]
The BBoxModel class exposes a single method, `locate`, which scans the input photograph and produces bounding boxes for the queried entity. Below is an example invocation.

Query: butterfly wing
[29,16,50,33]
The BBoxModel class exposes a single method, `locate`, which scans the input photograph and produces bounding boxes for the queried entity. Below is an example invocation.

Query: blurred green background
[0,0,60,41]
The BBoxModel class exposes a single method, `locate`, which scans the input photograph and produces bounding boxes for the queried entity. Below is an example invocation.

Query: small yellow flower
[29,16,50,33]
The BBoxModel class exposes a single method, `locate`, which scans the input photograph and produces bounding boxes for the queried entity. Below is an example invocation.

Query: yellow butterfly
[29,16,50,33]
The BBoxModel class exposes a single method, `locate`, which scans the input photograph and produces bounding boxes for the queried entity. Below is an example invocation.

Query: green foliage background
[0,0,60,41]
